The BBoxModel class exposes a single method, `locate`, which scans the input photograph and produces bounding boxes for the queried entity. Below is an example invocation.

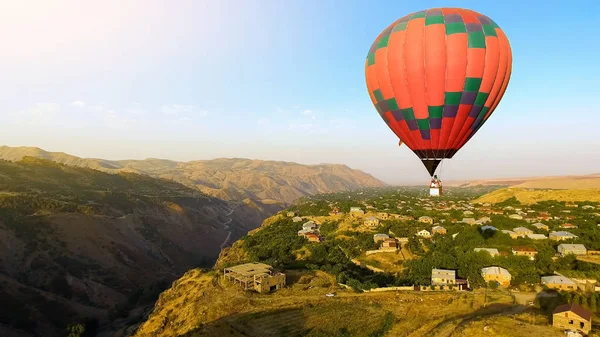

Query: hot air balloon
[365,8,512,181]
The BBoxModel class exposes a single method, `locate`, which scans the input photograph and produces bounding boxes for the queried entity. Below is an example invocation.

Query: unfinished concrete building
[223,262,286,293]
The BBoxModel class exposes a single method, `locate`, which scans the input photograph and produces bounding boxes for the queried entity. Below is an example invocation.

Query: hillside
[473,187,600,204]
[0,158,265,337]
[133,211,597,337]
[454,173,600,189]
[0,146,386,206]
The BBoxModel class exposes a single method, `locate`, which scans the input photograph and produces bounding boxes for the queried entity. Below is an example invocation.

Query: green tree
[488,280,499,289]
[66,324,85,337]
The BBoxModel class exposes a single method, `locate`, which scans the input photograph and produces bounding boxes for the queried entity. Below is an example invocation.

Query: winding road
[219,205,238,250]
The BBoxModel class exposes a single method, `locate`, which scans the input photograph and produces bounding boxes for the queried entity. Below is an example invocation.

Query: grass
[473,187,600,205]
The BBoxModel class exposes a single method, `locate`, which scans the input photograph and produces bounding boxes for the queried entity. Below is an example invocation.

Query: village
[222,187,600,336]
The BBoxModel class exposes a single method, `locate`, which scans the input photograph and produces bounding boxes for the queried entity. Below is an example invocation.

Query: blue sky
[1,0,599,183]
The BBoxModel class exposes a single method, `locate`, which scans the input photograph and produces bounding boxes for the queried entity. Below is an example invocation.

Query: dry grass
[452,313,564,337]
[474,187,600,204]
[577,255,600,265]
[134,268,569,337]
[356,247,414,274]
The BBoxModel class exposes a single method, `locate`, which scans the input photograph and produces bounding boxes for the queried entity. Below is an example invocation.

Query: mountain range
[0,146,386,207]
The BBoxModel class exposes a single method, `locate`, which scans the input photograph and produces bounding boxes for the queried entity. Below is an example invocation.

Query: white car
[326,293,336,297]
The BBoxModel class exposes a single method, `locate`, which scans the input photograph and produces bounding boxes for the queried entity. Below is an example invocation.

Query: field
[473,187,600,204]
[355,246,415,274]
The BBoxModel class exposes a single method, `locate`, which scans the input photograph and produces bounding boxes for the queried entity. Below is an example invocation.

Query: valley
[134,185,600,337]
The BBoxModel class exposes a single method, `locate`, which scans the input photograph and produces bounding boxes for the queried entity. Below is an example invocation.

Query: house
[553,303,592,335]
[297,228,313,236]
[582,205,595,210]
[550,231,579,241]
[561,223,578,229]
[380,238,398,252]
[502,230,519,239]
[503,206,515,211]
[224,263,286,293]
[481,266,511,286]
[513,227,533,237]
[480,225,497,232]
[509,214,523,220]
[431,226,447,235]
[475,248,500,257]
[461,217,476,225]
[377,212,389,220]
[558,244,587,256]
[512,246,537,260]
[463,210,474,216]
[373,233,390,242]
[305,233,322,242]
[286,211,296,217]
[532,222,549,231]
[527,234,548,241]
[302,221,318,231]
[416,229,432,238]
[350,207,365,217]
[431,269,456,285]
[364,216,380,228]
[292,216,303,223]
[478,217,491,224]
[418,216,434,224]
[541,275,577,291]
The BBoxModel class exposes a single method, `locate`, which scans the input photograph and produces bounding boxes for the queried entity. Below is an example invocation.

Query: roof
[502,230,516,235]
[432,269,456,277]
[550,231,578,238]
[512,246,537,252]
[532,222,547,227]
[419,216,433,220]
[481,266,511,277]
[527,233,547,239]
[513,227,532,233]
[558,244,587,251]
[553,303,592,321]
[373,233,389,238]
[475,248,500,255]
[225,263,273,277]
[432,225,446,230]
[365,216,378,221]
[541,275,576,286]
[480,225,497,231]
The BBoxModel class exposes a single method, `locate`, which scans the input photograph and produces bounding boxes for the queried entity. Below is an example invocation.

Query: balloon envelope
[365,8,512,176]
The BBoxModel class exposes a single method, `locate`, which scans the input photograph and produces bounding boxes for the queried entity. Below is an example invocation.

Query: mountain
[0,158,266,337]
[0,146,386,207]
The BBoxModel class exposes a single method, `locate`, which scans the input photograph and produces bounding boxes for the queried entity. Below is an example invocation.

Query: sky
[1,0,599,184]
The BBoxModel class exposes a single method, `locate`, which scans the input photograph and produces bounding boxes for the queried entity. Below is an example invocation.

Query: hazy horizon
[1,1,599,184]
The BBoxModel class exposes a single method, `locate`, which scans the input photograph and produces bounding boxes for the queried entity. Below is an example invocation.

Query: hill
[0,146,386,207]
[131,210,589,337]
[0,158,266,337]
[454,173,600,190]
[473,187,600,204]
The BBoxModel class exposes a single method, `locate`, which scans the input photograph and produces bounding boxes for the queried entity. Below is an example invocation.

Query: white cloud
[71,100,85,108]
[302,109,313,115]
